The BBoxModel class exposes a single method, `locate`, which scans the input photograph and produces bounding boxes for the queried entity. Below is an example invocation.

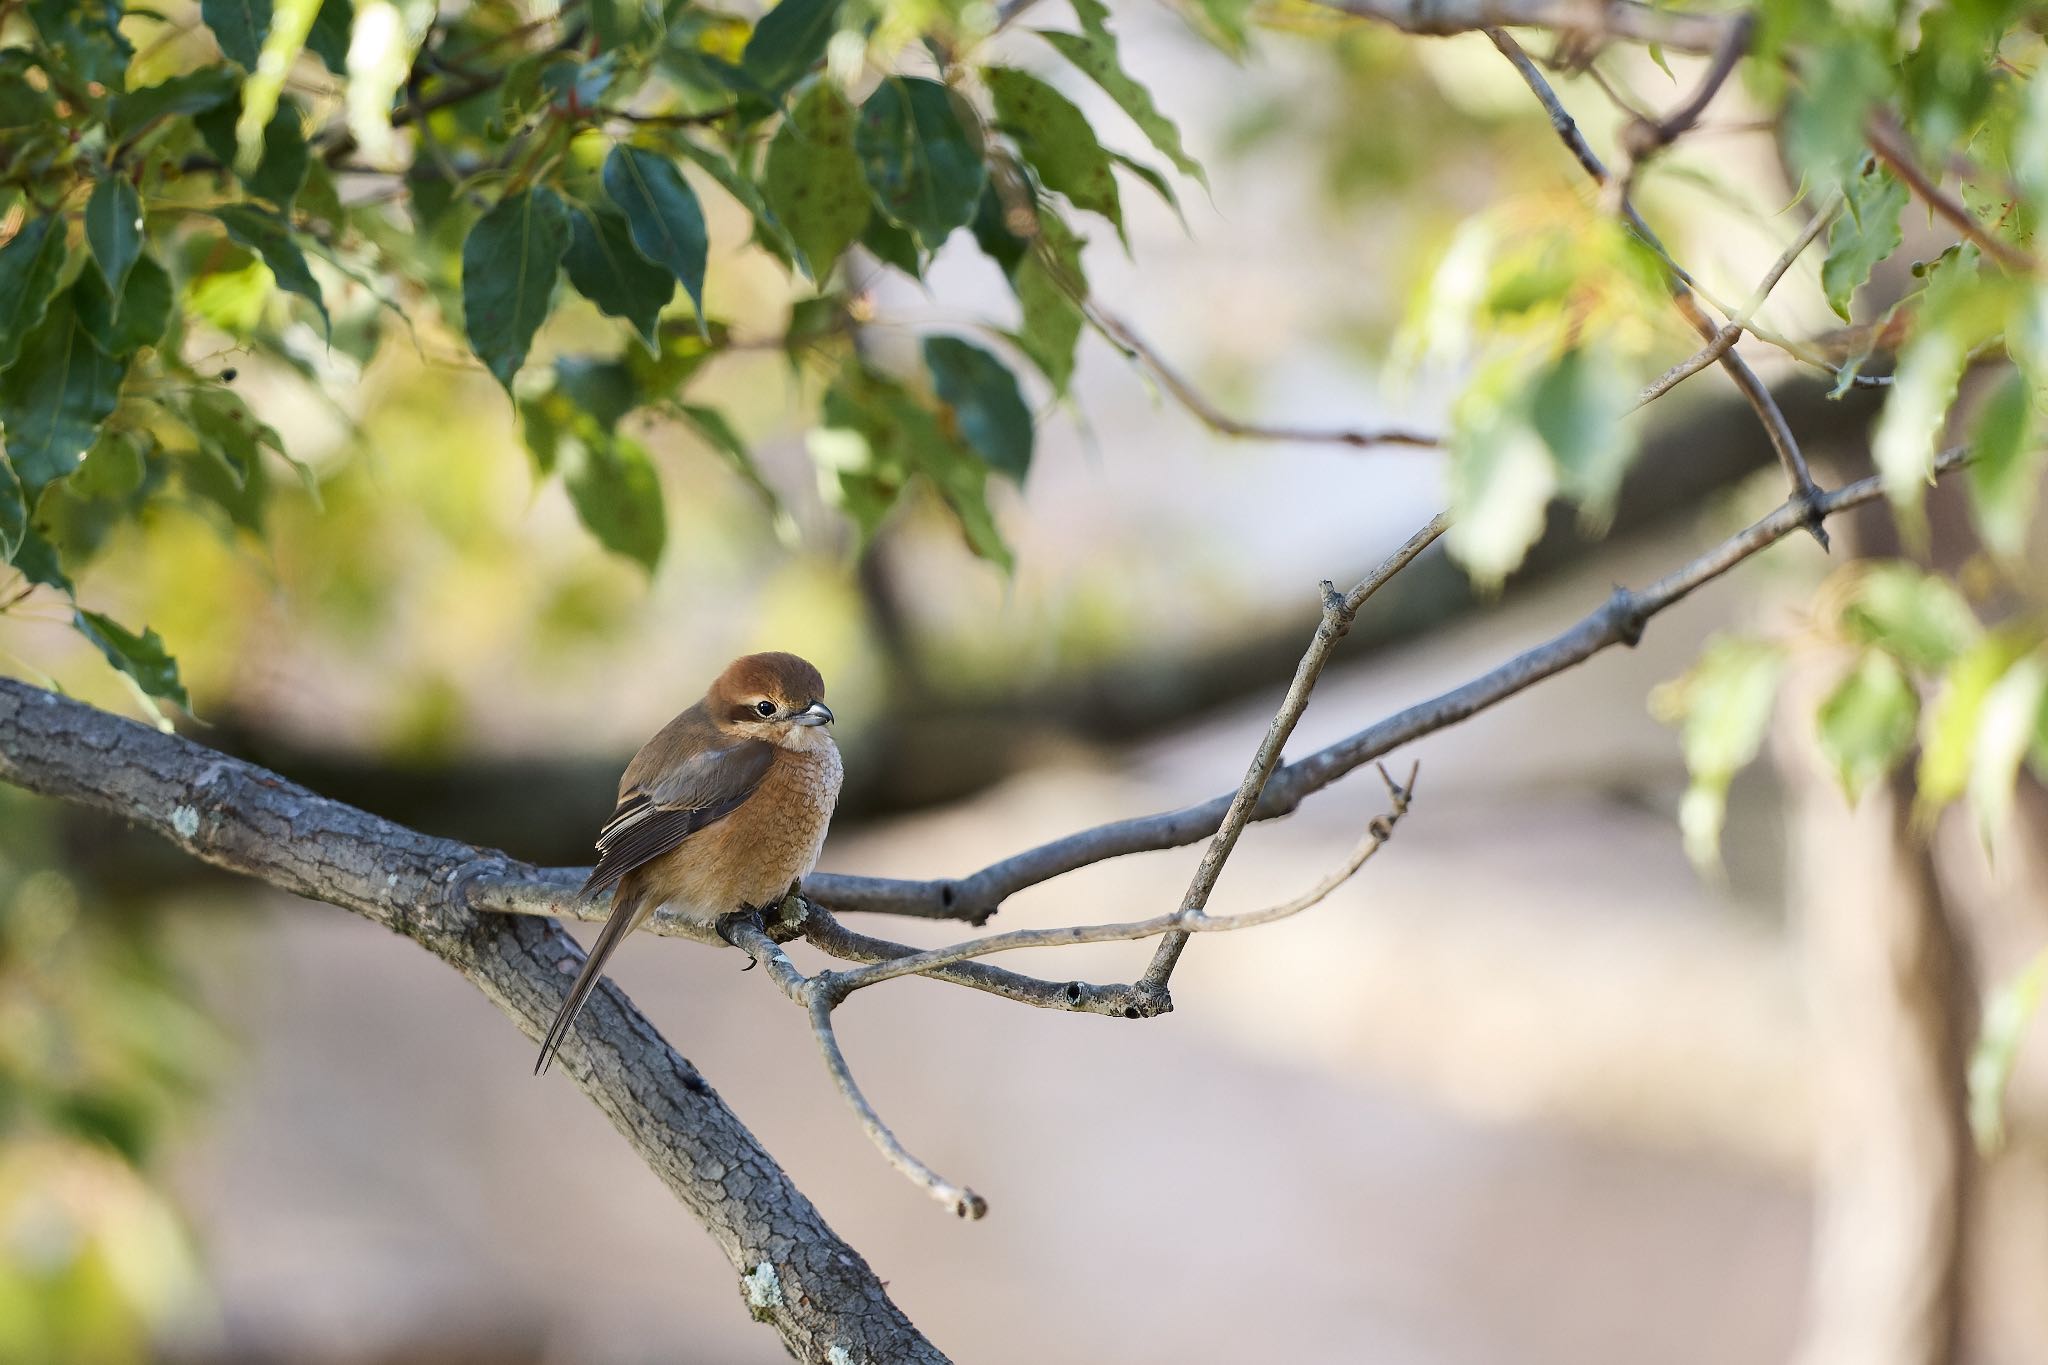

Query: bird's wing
[578,735,776,900]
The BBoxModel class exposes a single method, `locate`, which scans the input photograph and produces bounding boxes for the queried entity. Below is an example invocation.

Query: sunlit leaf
[1821,165,1906,321]
[855,76,986,248]
[1969,652,2048,849]
[234,0,320,175]
[1816,649,1918,801]
[1971,949,2048,1153]
[1917,631,2032,816]
[763,82,872,281]
[1446,357,1556,587]
[461,187,573,391]
[924,336,1033,481]
[1039,0,1207,189]
[1529,345,1634,530]
[213,204,329,332]
[1966,369,2041,559]
[986,67,1123,238]
[603,145,709,320]
[1840,563,1980,670]
[74,610,189,709]
[1649,635,1783,870]
[346,0,429,166]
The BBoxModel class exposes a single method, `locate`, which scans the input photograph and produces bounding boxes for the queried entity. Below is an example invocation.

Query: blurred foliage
[0,792,217,1362]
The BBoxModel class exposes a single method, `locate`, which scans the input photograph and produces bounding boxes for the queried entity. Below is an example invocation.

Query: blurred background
[4,8,2047,1365]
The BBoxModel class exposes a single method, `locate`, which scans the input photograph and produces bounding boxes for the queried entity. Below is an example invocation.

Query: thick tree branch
[0,681,946,1364]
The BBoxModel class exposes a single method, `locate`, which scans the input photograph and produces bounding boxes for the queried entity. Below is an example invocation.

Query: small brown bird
[535,652,842,1075]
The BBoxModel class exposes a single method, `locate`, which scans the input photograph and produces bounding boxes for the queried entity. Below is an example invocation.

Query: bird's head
[708,652,834,750]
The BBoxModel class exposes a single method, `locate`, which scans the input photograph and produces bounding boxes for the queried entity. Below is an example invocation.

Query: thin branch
[799,448,1969,924]
[0,682,945,1362]
[1866,110,2044,277]
[1485,28,1829,546]
[1633,191,1842,410]
[1089,307,1443,451]
[1308,0,1735,53]
[1138,514,1448,1001]
[723,919,989,1219]
[820,766,1416,997]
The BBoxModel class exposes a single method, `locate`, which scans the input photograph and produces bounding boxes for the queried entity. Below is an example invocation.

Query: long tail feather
[535,886,648,1076]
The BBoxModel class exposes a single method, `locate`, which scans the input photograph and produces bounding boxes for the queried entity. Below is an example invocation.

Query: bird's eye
[755,700,777,718]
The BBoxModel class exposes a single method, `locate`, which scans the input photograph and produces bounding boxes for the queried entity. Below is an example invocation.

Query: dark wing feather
[577,736,776,898]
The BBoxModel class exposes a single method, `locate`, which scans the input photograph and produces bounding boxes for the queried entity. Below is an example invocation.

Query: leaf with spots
[763,83,872,281]
[1037,0,1206,191]
[986,68,1122,240]
[855,77,986,249]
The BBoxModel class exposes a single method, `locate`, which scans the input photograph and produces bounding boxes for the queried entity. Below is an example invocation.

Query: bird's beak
[793,701,835,727]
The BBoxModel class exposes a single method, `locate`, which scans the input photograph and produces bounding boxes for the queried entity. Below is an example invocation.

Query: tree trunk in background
[1785,725,1971,1365]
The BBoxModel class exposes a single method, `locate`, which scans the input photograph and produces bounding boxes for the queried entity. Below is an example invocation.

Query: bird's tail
[535,885,648,1076]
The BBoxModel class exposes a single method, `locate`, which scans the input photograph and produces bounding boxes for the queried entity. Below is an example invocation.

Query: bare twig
[820,765,1416,997]
[1309,0,1736,54]
[1089,308,1443,451]
[1137,514,1448,1001]
[800,448,1969,924]
[1485,28,1830,546]
[1633,192,1842,410]
[1866,110,2043,276]
[722,918,989,1219]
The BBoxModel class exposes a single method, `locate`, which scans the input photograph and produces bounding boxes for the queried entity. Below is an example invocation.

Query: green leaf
[8,523,72,593]
[1917,631,2032,815]
[678,401,782,511]
[1038,0,1206,191]
[1966,369,2041,559]
[855,76,987,248]
[1871,261,2003,532]
[1108,149,1186,227]
[861,216,923,277]
[1010,211,1087,396]
[763,83,872,281]
[742,0,842,96]
[75,252,173,357]
[1649,636,1783,870]
[74,609,190,710]
[0,453,23,562]
[213,204,330,332]
[0,216,69,372]
[1841,563,1980,670]
[1783,38,1887,190]
[185,388,282,487]
[1969,652,2048,848]
[602,145,709,319]
[203,0,271,66]
[1970,949,2048,1153]
[108,68,239,143]
[199,93,311,207]
[87,178,144,296]
[27,0,133,90]
[674,139,808,272]
[562,434,666,571]
[69,430,147,500]
[1446,357,1557,588]
[306,0,353,74]
[0,283,128,499]
[562,203,674,350]
[234,0,320,175]
[554,356,638,432]
[1822,166,1907,321]
[923,335,1033,480]
[461,187,573,391]
[1528,345,1634,530]
[1816,650,1918,801]
[986,67,1122,237]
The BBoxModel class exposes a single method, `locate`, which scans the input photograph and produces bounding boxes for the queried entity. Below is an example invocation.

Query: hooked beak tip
[795,701,834,726]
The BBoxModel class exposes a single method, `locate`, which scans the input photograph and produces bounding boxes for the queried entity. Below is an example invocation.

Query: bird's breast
[651,739,843,914]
